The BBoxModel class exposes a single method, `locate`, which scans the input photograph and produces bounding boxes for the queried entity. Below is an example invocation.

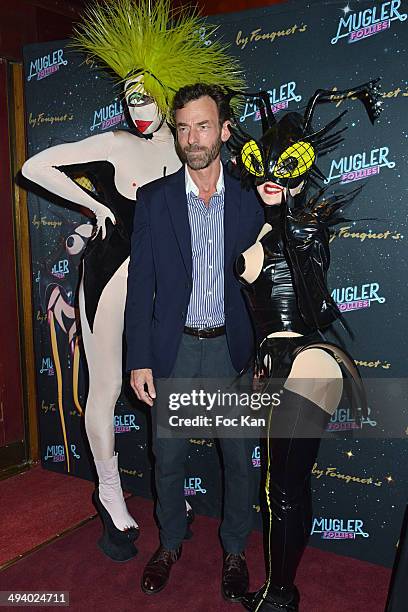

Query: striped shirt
[185,164,225,328]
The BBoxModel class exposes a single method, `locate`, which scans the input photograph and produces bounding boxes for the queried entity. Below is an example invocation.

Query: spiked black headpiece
[227,79,382,191]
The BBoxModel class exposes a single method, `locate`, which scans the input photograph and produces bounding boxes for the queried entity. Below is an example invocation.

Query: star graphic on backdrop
[342,4,352,15]
[385,475,394,483]
[345,450,354,458]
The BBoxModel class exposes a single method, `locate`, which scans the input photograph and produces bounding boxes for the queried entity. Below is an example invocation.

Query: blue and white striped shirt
[185,164,225,328]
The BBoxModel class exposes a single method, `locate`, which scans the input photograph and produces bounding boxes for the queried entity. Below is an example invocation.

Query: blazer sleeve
[125,187,155,371]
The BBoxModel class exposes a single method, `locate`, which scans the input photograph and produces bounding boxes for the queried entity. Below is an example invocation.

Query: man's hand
[130,368,156,407]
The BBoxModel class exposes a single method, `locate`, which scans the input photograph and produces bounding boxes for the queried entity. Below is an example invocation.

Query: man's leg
[143,334,202,594]
[152,333,203,547]
[218,435,254,553]
[152,435,190,549]
[201,335,254,600]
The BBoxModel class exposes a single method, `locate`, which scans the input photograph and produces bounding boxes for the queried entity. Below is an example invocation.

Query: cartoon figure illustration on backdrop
[22,0,244,562]
[37,212,93,470]
[227,80,382,612]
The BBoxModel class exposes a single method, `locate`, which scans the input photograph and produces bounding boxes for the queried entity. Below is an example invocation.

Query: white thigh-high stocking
[79,258,138,530]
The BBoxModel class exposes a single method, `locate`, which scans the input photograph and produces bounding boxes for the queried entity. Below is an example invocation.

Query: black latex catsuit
[239,205,320,376]
[237,204,365,611]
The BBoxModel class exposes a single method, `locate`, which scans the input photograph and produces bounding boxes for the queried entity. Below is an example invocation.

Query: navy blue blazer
[125,164,263,378]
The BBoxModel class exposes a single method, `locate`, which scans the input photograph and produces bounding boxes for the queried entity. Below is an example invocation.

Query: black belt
[183,325,225,339]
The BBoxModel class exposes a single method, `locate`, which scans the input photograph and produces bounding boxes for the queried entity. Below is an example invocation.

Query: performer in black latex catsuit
[228,81,382,611]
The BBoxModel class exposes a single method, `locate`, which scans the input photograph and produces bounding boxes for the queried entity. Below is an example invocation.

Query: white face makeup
[124,75,163,135]
[256,181,305,206]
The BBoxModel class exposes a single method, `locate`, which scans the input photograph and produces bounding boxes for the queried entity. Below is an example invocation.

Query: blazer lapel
[165,168,192,278]
[224,168,241,269]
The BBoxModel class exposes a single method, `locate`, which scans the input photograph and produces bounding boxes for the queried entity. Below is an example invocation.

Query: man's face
[175,96,230,170]
[124,76,162,135]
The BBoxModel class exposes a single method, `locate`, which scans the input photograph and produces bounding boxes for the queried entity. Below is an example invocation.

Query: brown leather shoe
[141,545,182,595]
[222,551,249,601]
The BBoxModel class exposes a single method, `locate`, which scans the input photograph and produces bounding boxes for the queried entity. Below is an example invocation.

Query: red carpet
[0,494,391,611]
[0,465,95,566]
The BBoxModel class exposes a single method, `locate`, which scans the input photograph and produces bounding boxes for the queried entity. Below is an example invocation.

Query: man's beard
[177,135,222,170]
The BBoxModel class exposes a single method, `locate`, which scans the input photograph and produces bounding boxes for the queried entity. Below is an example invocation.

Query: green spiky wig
[72,0,245,121]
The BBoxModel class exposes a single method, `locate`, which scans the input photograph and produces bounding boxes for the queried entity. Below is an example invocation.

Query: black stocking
[249,388,330,612]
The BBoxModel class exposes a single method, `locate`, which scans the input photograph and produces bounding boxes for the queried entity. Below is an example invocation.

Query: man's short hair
[171,83,231,126]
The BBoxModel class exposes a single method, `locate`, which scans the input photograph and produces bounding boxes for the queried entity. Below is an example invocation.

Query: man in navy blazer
[126,84,262,599]
[125,153,262,381]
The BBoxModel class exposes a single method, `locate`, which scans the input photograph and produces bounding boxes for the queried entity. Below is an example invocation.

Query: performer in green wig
[22,0,244,562]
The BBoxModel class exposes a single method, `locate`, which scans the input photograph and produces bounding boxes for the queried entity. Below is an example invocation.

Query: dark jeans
[152,333,254,552]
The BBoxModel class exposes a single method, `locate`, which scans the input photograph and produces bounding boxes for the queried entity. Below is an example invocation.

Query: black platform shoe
[241,585,299,611]
[184,504,195,540]
[93,490,139,562]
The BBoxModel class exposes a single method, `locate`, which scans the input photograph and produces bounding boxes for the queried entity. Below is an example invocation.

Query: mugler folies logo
[326,406,377,432]
[311,517,369,540]
[44,444,80,462]
[114,414,140,433]
[324,146,395,184]
[184,477,207,496]
[40,357,54,376]
[331,1,406,45]
[27,49,68,81]
[44,445,65,462]
[252,446,261,467]
[239,82,301,123]
[90,100,125,132]
[51,259,69,280]
[331,282,385,313]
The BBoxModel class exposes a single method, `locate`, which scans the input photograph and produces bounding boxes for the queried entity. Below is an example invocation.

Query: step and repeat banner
[22,0,407,567]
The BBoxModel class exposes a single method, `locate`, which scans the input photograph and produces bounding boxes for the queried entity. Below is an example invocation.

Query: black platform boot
[241,389,330,611]
[242,585,300,611]
[93,490,139,562]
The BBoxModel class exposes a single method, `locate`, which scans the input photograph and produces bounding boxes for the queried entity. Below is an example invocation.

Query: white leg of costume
[79,257,138,531]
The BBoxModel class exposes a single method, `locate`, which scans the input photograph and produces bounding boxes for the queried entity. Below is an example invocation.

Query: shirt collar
[185,162,224,197]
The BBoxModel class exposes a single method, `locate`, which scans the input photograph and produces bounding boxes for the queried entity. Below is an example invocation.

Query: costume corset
[239,207,312,341]
[60,160,135,331]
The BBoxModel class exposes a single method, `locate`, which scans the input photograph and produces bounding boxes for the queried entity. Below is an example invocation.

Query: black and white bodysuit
[22,126,181,531]
[63,160,136,332]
